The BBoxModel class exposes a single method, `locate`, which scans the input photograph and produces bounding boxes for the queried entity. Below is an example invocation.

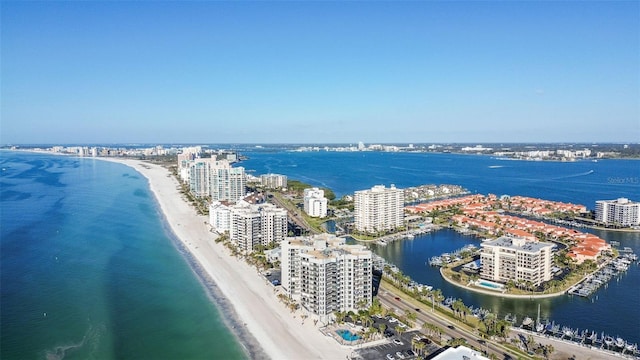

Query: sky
[1,1,639,144]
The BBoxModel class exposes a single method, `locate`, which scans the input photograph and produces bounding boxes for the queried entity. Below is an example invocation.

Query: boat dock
[568,253,637,298]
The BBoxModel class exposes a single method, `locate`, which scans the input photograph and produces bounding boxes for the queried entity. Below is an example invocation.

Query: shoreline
[99,158,351,360]
[439,268,567,299]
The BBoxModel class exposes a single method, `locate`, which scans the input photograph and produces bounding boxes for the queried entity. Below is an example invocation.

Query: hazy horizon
[2,1,638,144]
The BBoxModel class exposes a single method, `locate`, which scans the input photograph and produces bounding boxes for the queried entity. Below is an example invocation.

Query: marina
[568,253,637,298]
[427,244,479,267]
[518,318,640,359]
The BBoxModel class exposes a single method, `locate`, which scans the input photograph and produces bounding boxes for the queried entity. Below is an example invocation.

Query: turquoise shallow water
[1,152,246,359]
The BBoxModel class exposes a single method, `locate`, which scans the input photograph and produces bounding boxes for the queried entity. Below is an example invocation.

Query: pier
[568,252,637,298]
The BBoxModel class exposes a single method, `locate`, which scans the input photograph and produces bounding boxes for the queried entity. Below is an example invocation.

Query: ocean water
[0,152,246,360]
[242,150,640,344]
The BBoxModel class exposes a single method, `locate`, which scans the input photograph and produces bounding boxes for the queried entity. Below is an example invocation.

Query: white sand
[104,159,351,360]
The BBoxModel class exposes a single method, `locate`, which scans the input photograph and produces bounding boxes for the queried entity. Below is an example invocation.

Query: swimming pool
[336,329,361,341]
[475,280,505,291]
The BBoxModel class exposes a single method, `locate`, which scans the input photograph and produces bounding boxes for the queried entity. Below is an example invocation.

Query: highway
[377,284,520,360]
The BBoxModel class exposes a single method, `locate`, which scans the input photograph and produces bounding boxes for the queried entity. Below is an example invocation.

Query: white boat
[562,327,574,338]
[604,336,614,346]
[615,337,625,348]
[536,323,545,333]
[625,342,637,352]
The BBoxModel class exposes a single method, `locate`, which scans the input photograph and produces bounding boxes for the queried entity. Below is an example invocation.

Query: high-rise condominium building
[229,202,288,253]
[354,185,404,234]
[480,236,555,287]
[595,198,640,226]
[260,174,288,189]
[188,158,212,198]
[281,234,372,321]
[303,188,328,218]
[210,160,246,203]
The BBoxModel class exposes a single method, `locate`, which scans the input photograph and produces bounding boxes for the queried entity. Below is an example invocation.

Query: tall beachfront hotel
[281,234,372,321]
[354,185,404,234]
[480,236,555,287]
[595,198,640,226]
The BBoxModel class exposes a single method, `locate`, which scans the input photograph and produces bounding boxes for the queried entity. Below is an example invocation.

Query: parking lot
[354,329,440,360]
[351,314,441,360]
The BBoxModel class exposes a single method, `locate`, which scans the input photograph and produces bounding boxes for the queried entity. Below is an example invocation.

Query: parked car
[393,338,403,345]
[405,349,415,356]
[395,351,405,359]
[386,354,394,360]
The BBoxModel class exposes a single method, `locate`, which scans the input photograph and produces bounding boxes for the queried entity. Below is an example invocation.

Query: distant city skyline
[2,1,638,144]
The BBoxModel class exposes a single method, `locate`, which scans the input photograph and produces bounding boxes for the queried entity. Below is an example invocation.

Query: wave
[488,165,504,169]
[44,324,105,360]
[552,170,595,180]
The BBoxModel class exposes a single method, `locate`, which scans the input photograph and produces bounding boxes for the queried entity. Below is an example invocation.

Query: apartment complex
[177,153,246,203]
[209,201,231,233]
[480,236,555,287]
[260,173,288,189]
[229,202,288,253]
[595,198,640,226]
[354,185,404,233]
[303,187,328,218]
[281,234,372,320]
[188,158,212,198]
[210,160,246,203]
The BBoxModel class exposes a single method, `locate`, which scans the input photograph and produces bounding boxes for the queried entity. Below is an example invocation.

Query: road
[267,192,321,234]
[377,285,519,360]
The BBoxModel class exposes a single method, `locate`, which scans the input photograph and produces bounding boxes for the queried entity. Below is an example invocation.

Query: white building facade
[595,198,640,226]
[480,236,555,287]
[229,202,288,253]
[209,201,231,233]
[260,174,288,189]
[188,158,212,198]
[303,188,328,218]
[210,160,246,203]
[281,234,372,320]
[354,185,404,234]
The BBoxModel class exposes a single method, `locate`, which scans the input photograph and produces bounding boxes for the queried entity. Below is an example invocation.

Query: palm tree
[395,325,405,337]
[378,323,387,337]
[414,341,426,356]
[543,344,555,359]
[404,309,417,326]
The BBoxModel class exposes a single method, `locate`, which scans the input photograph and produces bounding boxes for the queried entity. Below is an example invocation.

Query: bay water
[242,150,640,344]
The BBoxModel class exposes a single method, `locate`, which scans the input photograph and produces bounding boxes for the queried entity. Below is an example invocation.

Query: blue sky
[2,1,638,144]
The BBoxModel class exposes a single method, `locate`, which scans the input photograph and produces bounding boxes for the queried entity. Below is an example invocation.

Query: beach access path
[105,159,351,360]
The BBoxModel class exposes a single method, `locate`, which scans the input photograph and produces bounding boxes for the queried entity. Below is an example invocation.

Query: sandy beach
[103,158,351,360]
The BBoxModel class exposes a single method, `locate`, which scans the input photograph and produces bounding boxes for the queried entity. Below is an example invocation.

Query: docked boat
[604,336,614,347]
[615,337,625,348]
[536,322,545,333]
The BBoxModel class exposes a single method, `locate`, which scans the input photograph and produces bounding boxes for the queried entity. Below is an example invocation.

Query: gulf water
[242,150,640,344]
[0,152,246,359]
